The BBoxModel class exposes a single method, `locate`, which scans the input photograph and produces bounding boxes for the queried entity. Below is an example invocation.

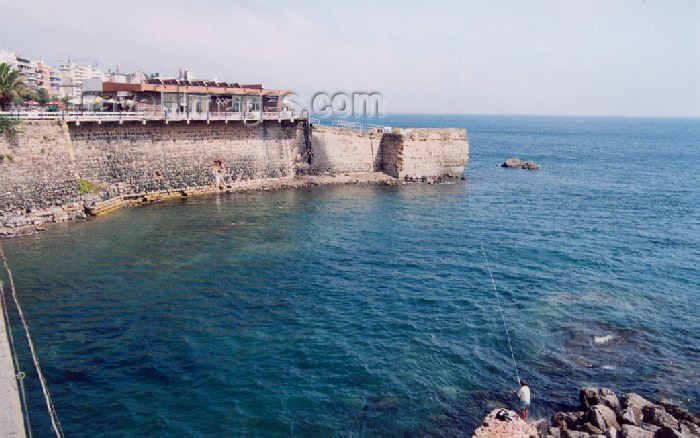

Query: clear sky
[2,0,698,117]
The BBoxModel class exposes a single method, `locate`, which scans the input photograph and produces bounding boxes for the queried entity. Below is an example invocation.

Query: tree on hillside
[0,63,26,110]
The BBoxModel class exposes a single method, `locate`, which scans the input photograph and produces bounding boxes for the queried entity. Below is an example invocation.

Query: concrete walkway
[0,295,26,437]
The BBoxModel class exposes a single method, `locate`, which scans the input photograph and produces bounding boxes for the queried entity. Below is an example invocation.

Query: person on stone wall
[513,380,531,420]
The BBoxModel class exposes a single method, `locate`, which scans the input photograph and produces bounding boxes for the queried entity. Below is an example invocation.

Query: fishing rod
[480,244,521,384]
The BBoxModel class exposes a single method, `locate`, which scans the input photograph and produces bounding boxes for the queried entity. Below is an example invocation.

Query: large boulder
[653,426,686,438]
[521,160,541,170]
[563,431,591,438]
[581,388,621,412]
[501,158,525,168]
[642,405,679,431]
[500,158,541,170]
[657,399,700,425]
[620,394,654,426]
[589,405,620,431]
[553,411,588,430]
[621,394,654,411]
[472,409,540,438]
[679,421,700,437]
[620,424,656,438]
[531,419,550,438]
[620,408,643,427]
[582,422,604,435]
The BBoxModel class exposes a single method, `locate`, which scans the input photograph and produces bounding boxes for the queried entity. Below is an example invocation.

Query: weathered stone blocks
[1,121,469,232]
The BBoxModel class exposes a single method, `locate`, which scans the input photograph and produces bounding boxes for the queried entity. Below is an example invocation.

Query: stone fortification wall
[381,128,469,179]
[306,125,382,174]
[0,121,82,226]
[0,121,468,235]
[0,120,303,231]
[69,120,300,199]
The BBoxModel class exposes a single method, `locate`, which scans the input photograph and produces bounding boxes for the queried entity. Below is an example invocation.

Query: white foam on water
[594,335,615,344]
[602,365,616,370]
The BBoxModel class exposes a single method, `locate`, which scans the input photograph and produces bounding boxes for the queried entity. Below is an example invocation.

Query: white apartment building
[57,62,107,98]
[0,49,19,70]
[1,49,61,98]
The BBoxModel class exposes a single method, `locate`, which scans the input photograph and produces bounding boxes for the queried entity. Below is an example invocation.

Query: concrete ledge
[0,292,26,437]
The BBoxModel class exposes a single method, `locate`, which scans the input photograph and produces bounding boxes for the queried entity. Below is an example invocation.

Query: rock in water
[501,158,525,168]
[501,158,541,169]
[521,160,541,169]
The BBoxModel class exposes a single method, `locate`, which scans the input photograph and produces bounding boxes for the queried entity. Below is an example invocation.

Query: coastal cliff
[0,120,469,235]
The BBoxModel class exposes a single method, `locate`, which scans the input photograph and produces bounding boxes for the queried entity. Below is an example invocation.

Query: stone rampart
[0,121,468,235]
[307,125,383,174]
[381,128,469,179]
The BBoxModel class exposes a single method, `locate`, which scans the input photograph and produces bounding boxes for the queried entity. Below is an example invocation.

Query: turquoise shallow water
[1,115,699,436]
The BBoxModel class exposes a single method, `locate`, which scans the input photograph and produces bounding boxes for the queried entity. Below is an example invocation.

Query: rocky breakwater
[473,387,699,438]
[547,388,700,438]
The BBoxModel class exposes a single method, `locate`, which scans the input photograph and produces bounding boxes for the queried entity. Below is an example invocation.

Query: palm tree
[0,63,26,110]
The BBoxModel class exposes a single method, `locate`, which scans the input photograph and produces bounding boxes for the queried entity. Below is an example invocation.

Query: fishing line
[480,244,520,384]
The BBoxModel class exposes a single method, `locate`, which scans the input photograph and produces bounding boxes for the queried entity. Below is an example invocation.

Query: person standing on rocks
[513,380,531,420]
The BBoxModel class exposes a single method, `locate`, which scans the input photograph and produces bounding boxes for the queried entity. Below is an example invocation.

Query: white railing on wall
[0,111,304,123]
[331,119,387,132]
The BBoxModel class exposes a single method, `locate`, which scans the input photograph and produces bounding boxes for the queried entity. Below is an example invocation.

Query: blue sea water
[1,115,699,437]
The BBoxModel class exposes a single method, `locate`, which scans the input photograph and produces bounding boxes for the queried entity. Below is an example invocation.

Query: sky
[1,0,698,117]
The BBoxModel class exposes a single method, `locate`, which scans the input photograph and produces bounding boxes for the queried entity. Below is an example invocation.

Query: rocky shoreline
[473,387,699,438]
[0,172,463,238]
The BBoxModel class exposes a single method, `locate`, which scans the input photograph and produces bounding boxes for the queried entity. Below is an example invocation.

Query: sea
[1,114,698,436]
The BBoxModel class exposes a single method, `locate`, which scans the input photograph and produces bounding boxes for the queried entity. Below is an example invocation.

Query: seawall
[0,120,469,235]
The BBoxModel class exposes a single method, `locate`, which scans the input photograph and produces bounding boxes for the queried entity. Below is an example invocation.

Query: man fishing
[513,380,530,420]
